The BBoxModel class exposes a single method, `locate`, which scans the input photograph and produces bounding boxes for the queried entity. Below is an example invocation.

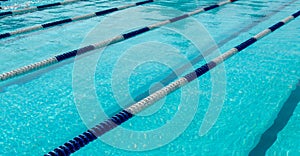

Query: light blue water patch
[0,0,299,155]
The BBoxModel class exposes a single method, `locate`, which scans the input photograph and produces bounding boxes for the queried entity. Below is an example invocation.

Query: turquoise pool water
[0,0,299,155]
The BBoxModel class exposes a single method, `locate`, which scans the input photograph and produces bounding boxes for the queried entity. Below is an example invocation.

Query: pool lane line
[0,0,238,82]
[45,10,300,156]
[1,0,296,92]
[249,80,300,156]
[132,0,300,103]
[0,0,154,40]
[0,0,85,18]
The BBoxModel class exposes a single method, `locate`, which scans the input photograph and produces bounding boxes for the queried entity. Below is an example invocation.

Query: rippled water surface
[0,0,299,155]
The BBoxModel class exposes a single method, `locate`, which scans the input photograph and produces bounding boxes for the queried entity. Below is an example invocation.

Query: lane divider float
[0,0,154,40]
[133,0,299,102]
[45,9,300,156]
[1,0,296,91]
[0,0,84,18]
[0,0,238,82]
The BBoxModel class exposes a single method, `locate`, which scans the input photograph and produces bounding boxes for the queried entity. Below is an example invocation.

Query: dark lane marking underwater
[45,9,300,156]
[249,80,300,156]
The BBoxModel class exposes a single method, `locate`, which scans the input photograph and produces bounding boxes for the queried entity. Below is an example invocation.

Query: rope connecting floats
[0,0,154,40]
[0,0,82,18]
[45,10,300,156]
[133,0,299,102]
[0,0,238,82]
[0,0,294,91]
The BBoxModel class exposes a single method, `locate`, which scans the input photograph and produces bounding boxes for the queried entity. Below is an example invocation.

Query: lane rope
[0,0,154,40]
[132,0,299,103]
[0,0,84,18]
[0,0,238,82]
[0,0,296,91]
[45,10,300,156]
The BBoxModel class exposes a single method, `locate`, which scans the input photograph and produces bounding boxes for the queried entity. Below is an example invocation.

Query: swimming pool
[0,0,299,155]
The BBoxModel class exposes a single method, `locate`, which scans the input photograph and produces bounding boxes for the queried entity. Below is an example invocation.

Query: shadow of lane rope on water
[249,80,300,156]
